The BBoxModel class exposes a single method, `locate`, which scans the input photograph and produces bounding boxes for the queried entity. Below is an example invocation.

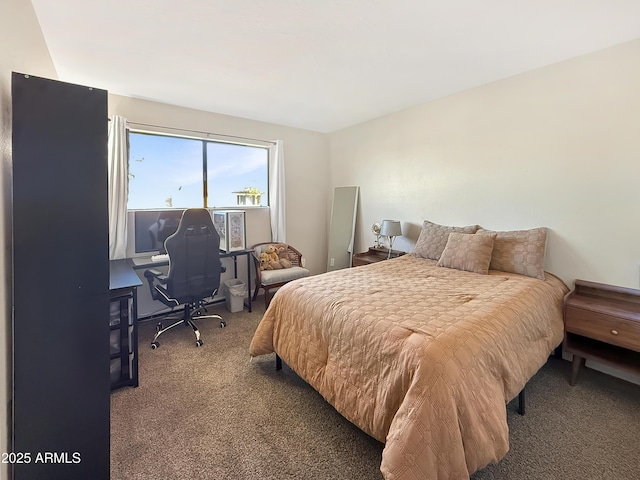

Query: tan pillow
[477,227,547,280]
[437,232,496,274]
[412,220,478,260]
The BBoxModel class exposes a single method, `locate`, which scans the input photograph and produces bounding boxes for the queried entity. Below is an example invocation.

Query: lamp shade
[380,220,402,237]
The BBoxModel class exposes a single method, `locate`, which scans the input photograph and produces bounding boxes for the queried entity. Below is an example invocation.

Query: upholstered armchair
[250,242,310,307]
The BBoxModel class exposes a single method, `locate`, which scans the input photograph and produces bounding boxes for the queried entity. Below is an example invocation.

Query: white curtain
[108,115,129,259]
[268,140,286,243]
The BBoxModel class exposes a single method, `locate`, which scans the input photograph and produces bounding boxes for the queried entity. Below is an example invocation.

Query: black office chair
[144,208,226,349]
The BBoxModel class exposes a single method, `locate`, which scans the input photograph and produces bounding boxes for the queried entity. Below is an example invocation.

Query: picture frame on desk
[213,210,246,252]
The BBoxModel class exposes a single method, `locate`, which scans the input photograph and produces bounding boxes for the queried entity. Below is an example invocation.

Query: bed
[249,224,568,480]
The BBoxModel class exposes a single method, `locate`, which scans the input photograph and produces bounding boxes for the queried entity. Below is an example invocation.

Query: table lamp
[380,220,402,259]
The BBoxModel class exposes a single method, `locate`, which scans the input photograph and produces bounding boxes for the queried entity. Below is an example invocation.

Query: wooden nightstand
[352,247,405,267]
[563,280,640,385]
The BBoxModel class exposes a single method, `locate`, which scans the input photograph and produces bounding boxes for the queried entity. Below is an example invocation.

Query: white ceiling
[30,0,640,133]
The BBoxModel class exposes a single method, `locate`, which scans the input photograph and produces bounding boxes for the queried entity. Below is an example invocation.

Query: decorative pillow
[412,220,478,260]
[436,232,496,274]
[476,227,547,280]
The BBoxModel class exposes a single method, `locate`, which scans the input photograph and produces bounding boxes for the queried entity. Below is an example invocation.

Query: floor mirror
[327,186,359,271]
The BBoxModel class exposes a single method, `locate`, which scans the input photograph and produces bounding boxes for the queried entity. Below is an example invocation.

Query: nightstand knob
[611,329,618,335]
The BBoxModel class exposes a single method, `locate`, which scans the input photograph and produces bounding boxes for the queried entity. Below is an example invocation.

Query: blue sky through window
[128,132,268,210]
[207,142,268,207]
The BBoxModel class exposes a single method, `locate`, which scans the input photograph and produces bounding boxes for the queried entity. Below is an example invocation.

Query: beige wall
[1,0,58,478]
[109,94,331,276]
[329,38,640,290]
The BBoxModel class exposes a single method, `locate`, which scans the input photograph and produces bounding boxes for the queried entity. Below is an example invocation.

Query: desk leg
[132,288,139,387]
[245,251,252,312]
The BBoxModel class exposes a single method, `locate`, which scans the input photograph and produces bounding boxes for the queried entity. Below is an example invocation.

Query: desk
[129,248,253,317]
[109,259,142,390]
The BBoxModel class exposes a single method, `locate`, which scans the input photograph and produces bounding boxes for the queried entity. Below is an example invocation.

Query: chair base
[150,304,224,349]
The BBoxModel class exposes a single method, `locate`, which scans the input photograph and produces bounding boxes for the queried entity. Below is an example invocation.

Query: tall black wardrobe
[12,72,110,479]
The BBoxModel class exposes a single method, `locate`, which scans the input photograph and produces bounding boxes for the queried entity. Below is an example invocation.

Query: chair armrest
[144,268,167,282]
[144,268,167,301]
[286,246,304,267]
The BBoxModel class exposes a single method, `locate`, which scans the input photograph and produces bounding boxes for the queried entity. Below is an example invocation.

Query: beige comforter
[249,255,568,479]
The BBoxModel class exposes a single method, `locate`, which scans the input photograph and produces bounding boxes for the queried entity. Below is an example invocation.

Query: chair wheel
[156,322,162,331]
[196,339,203,347]
[151,342,160,349]
[220,321,227,328]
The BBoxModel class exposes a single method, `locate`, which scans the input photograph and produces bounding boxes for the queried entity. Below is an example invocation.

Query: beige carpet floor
[111,299,640,480]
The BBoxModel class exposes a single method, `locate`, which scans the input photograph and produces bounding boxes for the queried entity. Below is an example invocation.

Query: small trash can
[223,279,246,313]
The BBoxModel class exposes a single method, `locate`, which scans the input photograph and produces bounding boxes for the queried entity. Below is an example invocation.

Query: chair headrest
[178,209,214,231]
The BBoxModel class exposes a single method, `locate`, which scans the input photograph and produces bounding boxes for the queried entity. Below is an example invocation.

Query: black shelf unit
[109,259,142,390]
[12,72,110,480]
[109,291,138,389]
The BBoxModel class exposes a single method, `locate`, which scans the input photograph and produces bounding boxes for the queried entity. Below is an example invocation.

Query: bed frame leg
[275,354,282,371]
[554,344,562,359]
[518,388,525,415]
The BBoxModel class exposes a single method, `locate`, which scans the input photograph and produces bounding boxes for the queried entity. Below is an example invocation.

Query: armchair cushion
[260,266,310,286]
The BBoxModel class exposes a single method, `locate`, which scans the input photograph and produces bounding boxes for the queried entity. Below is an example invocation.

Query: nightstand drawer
[565,307,640,352]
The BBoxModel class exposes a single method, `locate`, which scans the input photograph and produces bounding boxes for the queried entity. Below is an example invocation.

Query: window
[206,141,268,208]
[128,132,269,210]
